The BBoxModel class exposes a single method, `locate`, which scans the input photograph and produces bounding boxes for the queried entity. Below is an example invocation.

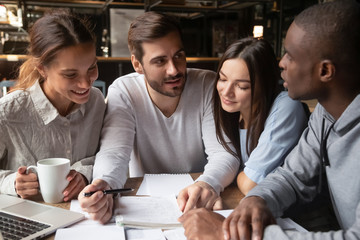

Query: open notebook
[114,195,182,229]
[0,194,84,240]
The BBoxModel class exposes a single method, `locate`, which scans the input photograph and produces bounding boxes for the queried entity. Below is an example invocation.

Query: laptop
[0,194,85,240]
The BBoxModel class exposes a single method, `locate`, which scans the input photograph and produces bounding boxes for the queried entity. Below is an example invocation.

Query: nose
[166,60,178,76]
[279,55,286,71]
[78,75,93,89]
[222,81,234,97]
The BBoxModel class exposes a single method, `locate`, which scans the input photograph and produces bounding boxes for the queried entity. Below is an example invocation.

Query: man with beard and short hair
[78,11,239,224]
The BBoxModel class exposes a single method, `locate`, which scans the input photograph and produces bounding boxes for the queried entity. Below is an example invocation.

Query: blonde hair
[15,57,42,91]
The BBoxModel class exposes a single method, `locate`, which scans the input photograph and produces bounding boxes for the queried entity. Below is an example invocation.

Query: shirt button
[64,122,69,126]
[67,150,71,154]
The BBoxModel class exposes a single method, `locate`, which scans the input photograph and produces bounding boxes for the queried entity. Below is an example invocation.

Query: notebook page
[114,196,183,229]
[138,173,194,197]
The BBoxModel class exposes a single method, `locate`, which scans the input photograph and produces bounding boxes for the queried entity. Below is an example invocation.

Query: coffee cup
[26,158,70,204]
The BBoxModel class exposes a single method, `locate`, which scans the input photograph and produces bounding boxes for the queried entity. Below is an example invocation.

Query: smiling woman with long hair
[0,10,105,202]
[213,37,309,195]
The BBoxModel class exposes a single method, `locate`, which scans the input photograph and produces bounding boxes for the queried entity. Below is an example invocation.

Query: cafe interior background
[0,0,323,96]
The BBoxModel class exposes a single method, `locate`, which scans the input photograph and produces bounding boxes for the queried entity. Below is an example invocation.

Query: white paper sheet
[54,200,125,240]
[55,225,125,240]
[126,228,166,240]
[136,174,194,196]
[163,228,186,240]
[136,175,149,195]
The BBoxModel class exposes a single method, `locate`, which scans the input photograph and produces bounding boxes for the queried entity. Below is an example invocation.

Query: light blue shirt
[240,91,308,183]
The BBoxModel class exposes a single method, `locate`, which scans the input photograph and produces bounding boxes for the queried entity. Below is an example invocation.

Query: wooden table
[45,173,243,239]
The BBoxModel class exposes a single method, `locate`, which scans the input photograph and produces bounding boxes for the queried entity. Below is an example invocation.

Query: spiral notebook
[136,174,194,196]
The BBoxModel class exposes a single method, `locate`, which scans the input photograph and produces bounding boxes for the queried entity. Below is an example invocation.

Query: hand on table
[78,179,114,224]
[222,196,276,240]
[15,166,39,199]
[177,181,222,213]
[179,208,226,240]
[63,170,88,202]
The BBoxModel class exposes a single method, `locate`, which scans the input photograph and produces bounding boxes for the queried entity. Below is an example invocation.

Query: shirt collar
[29,80,86,125]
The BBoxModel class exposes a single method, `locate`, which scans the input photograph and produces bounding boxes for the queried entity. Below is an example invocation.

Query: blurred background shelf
[0,0,318,88]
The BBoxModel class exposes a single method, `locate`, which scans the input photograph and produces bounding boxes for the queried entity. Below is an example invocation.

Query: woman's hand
[15,166,39,198]
[177,181,223,212]
[63,170,88,202]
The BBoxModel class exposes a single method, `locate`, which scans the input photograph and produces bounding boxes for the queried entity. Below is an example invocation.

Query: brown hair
[127,11,182,63]
[13,9,96,91]
[213,37,282,168]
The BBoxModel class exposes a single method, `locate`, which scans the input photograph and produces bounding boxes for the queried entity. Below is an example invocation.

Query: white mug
[26,158,70,204]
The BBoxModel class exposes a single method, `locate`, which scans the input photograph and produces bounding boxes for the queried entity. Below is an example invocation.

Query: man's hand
[78,179,114,224]
[15,166,39,198]
[177,181,222,213]
[222,196,276,240]
[179,208,225,240]
[63,170,88,202]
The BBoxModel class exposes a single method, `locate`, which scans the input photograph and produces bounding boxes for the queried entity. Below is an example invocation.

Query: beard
[145,71,187,98]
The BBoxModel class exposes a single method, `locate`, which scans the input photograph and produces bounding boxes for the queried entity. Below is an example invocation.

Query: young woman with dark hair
[213,37,308,195]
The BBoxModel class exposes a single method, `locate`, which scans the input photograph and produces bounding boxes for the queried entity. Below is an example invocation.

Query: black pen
[84,188,134,197]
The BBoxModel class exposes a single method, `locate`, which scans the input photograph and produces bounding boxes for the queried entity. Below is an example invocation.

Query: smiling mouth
[221,97,237,105]
[72,89,90,95]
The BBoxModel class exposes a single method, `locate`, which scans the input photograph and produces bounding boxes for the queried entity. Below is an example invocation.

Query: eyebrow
[219,70,250,83]
[60,58,98,72]
[150,48,185,63]
[283,47,291,57]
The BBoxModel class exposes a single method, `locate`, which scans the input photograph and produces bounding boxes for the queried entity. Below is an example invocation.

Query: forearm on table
[237,171,257,195]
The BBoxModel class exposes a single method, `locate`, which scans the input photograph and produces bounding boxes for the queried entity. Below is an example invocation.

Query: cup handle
[26,165,37,175]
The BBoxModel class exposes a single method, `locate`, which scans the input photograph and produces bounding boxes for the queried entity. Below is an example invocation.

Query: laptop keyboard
[0,212,50,240]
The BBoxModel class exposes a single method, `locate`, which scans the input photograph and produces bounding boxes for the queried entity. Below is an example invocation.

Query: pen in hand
[84,188,134,197]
